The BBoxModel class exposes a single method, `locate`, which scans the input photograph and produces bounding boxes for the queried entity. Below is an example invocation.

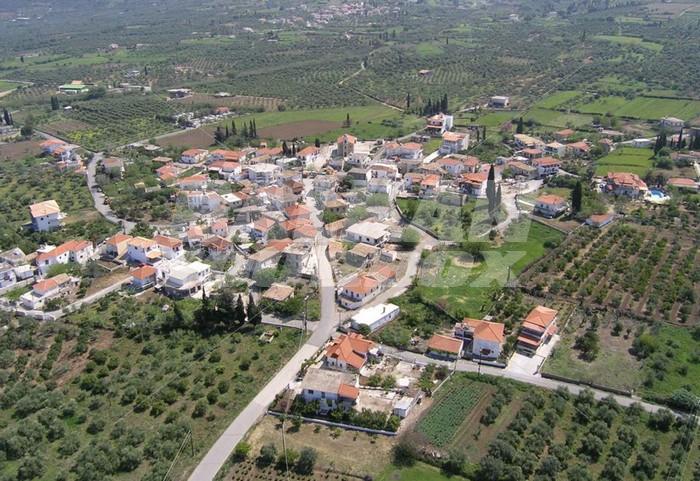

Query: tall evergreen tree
[495,184,502,210]
[234,294,246,326]
[406,92,411,109]
[442,93,448,113]
[571,180,583,214]
[3,109,11,126]
[516,117,524,134]
[282,141,289,156]
[231,120,237,135]
[486,164,496,215]
[225,125,230,139]
[252,119,257,137]
[249,120,254,138]
[241,123,249,138]
[247,292,260,324]
[677,128,683,150]
[314,138,321,148]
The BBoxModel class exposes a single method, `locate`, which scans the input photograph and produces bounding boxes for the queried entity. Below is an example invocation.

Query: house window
[321,392,325,399]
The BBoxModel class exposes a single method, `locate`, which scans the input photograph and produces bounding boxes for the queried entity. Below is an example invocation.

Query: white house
[162,261,211,298]
[301,368,359,414]
[246,247,282,275]
[35,240,94,275]
[20,274,79,310]
[180,148,208,164]
[323,333,376,372]
[454,318,505,360]
[185,191,224,212]
[660,116,685,132]
[29,200,65,232]
[439,131,469,154]
[246,163,280,185]
[297,146,321,168]
[351,303,400,332]
[489,96,510,108]
[532,157,561,177]
[345,221,390,246]
[426,113,454,136]
[126,237,161,265]
[534,194,568,218]
[154,235,184,259]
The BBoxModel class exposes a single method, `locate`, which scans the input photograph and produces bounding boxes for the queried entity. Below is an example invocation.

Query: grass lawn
[615,96,700,120]
[416,221,563,318]
[595,147,654,176]
[415,41,445,57]
[525,108,594,128]
[378,462,468,481]
[0,80,23,92]
[532,90,583,109]
[592,35,664,52]
[465,111,523,128]
[575,95,629,115]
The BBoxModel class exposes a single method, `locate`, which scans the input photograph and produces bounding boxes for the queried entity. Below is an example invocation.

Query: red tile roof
[36,240,91,262]
[131,265,157,280]
[427,334,463,354]
[343,275,379,295]
[461,318,505,343]
[325,334,375,370]
[536,194,566,205]
[523,305,558,332]
[338,383,360,400]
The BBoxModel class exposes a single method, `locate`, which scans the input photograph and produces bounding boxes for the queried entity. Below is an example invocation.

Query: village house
[126,237,161,265]
[177,174,208,190]
[154,235,184,259]
[29,200,65,232]
[489,96,510,108]
[301,368,359,414]
[439,131,469,154]
[102,157,125,177]
[368,178,392,194]
[507,161,537,179]
[553,128,575,142]
[337,133,357,158]
[534,194,568,218]
[338,275,380,309]
[521,148,543,161]
[208,149,245,163]
[40,139,67,156]
[282,219,317,240]
[566,141,591,157]
[419,174,441,198]
[262,283,295,303]
[459,171,488,197]
[282,240,315,276]
[517,305,558,355]
[167,88,192,99]
[323,198,349,216]
[246,247,282,275]
[437,155,481,176]
[346,243,380,267]
[347,167,371,186]
[249,217,277,242]
[163,261,211,298]
[659,116,685,132]
[35,240,94,275]
[604,172,648,198]
[324,218,347,238]
[313,174,337,193]
[180,148,208,164]
[454,318,505,360]
[284,204,311,220]
[0,265,18,290]
[186,225,205,248]
[156,164,181,184]
[201,236,233,259]
[59,81,89,95]
[210,218,229,238]
[544,141,566,157]
[513,133,545,150]
[667,177,698,191]
[297,146,321,168]
[260,185,297,210]
[586,213,615,228]
[346,221,390,246]
[426,334,464,360]
[351,303,400,333]
[324,333,376,372]
[20,274,79,310]
[532,156,561,178]
[246,163,280,185]
[384,142,423,160]
[130,265,158,290]
[426,113,454,136]
[208,160,242,181]
[185,190,225,212]
[368,163,399,180]
[102,233,133,258]
[0,248,27,268]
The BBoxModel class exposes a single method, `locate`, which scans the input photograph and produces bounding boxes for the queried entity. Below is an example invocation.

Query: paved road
[187,225,338,481]
[86,153,137,233]
[381,346,675,415]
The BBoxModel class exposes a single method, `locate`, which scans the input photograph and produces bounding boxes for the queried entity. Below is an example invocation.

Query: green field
[592,35,664,52]
[379,462,468,481]
[0,80,23,92]
[532,90,583,109]
[572,95,700,120]
[416,220,563,318]
[466,111,523,128]
[595,147,654,176]
[525,107,594,128]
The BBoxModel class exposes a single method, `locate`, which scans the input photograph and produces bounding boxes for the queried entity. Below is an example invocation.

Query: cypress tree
[516,117,524,134]
[231,120,237,135]
[3,109,11,126]
[247,292,260,324]
[486,164,496,215]
[234,294,246,326]
[314,138,321,148]
[252,119,257,137]
[495,184,502,210]
[571,180,583,214]
[677,128,683,150]
[249,120,254,138]
[242,123,249,138]
[225,125,230,139]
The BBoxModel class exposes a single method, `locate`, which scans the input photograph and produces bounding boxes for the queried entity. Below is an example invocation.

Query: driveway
[505,334,560,376]
[86,153,136,233]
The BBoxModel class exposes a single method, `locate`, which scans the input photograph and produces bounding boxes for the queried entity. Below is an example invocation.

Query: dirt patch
[85,268,129,296]
[246,415,394,477]
[156,128,216,149]
[0,140,43,160]
[41,119,92,138]
[53,329,115,387]
[258,120,341,140]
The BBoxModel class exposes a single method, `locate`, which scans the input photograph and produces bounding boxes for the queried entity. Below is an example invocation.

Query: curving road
[86,153,136,233]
